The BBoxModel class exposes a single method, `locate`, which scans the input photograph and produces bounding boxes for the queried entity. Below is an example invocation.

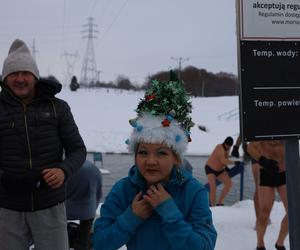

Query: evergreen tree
[70,76,80,91]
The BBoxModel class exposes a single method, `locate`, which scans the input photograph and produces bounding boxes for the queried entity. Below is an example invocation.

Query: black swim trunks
[205,165,228,176]
[259,168,286,187]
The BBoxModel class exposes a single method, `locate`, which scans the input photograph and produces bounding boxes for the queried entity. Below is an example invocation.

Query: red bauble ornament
[145,94,156,101]
[162,119,170,127]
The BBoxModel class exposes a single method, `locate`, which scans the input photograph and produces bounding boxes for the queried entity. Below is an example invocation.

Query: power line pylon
[63,52,79,87]
[31,38,39,61]
[96,70,103,83]
[171,56,189,80]
[80,17,98,87]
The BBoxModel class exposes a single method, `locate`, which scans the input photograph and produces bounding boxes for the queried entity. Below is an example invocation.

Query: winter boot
[73,219,94,250]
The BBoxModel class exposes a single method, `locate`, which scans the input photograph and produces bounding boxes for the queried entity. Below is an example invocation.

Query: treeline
[145,66,239,97]
[72,65,239,97]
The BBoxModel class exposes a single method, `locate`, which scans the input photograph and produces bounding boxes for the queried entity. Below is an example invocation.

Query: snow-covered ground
[58,88,289,249]
[58,88,240,156]
[212,200,289,250]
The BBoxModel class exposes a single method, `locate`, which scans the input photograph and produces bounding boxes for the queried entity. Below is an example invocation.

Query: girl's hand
[131,191,153,219]
[143,183,171,207]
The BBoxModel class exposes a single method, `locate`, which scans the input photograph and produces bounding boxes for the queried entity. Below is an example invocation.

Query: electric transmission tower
[171,56,189,80]
[31,38,38,61]
[63,52,79,87]
[80,17,98,86]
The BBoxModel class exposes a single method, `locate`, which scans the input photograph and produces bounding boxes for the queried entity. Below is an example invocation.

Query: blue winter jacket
[93,165,217,250]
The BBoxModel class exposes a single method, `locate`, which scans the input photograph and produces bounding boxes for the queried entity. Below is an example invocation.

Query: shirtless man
[205,136,235,206]
[247,140,288,250]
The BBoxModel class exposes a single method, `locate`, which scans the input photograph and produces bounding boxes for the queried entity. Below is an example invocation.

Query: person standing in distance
[66,160,103,250]
[205,136,236,206]
[0,39,86,250]
[247,140,288,250]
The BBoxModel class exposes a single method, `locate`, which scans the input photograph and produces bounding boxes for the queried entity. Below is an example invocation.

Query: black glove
[1,169,41,193]
[231,145,240,158]
[258,156,279,175]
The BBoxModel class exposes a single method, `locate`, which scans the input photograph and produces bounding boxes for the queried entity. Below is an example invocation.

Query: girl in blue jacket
[93,75,217,250]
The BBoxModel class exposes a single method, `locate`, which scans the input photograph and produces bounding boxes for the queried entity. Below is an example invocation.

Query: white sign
[240,0,300,40]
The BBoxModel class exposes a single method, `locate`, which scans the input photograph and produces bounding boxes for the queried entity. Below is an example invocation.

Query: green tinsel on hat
[135,71,194,135]
[126,71,195,160]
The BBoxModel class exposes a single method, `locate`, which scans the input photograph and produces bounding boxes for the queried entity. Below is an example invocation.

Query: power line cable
[96,0,129,48]
[61,0,67,53]
[96,0,112,26]
[89,0,99,17]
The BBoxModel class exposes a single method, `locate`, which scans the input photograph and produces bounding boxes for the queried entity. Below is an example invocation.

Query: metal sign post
[285,140,300,249]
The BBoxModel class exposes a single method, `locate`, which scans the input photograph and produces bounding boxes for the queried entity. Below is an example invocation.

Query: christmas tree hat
[126,71,194,161]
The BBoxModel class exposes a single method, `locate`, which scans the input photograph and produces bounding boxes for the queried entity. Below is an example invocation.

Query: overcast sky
[0,0,237,85]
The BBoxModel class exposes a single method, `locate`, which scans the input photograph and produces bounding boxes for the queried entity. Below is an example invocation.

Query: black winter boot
[73,219,94,250]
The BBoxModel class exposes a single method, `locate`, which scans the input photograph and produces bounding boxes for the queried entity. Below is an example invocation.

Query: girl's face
[135,142,180,186]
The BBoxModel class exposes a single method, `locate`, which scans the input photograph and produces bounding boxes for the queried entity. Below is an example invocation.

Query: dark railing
[217,108,239,121]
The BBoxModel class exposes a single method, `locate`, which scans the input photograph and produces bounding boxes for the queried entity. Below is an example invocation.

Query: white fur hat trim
[127,113,188,160]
